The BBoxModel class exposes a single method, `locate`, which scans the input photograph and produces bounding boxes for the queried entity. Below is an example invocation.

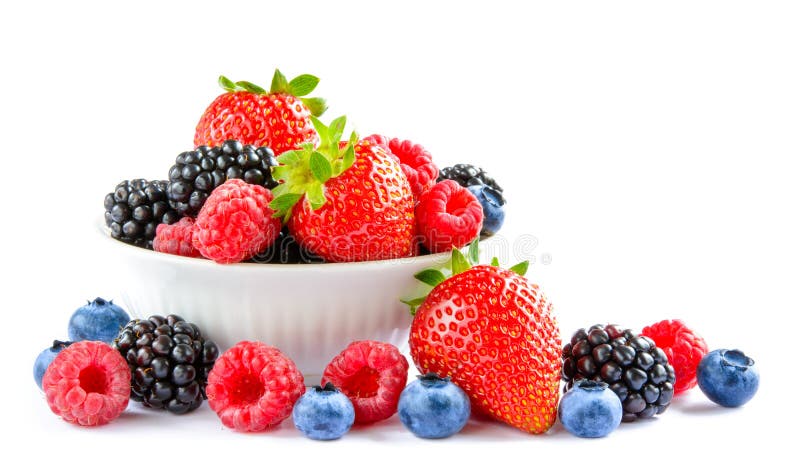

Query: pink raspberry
[321,340,409,424]
[642,319,709,395]
[153,217,201,258]
[364,134,439,201]
[191,179,281,263]
[415,180,484,253]
[206,341,305,432]
[42,341,130,426]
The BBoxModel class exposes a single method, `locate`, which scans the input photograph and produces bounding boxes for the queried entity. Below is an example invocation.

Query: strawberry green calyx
[217,69,327,117]
[269,115,359,221]
[402,239,530,315]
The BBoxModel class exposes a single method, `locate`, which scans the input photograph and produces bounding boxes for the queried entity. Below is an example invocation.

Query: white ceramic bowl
[96,220,451,384]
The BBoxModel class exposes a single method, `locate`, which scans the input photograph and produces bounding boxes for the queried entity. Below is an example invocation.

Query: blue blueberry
[398,373,470,439]
[697,349,759,407]
[292,383,355,440]
[68,297,130,343]
[33,340,73,389]
[558,379,622,438]
[467,185,505,236]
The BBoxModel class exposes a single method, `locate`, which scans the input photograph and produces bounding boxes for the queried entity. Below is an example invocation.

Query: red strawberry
[270,116,416,262]
[363,134,438,201]
[194,69,327,155]
[408,250,561,434]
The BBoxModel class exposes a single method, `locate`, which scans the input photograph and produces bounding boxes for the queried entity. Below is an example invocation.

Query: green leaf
[401,296,428,316]
[348,130,359,146]
[509,260,530,277]
[301,97,328,117]
[269,193,302,213]
[328,116,346,144]
[310,152,332,183]
[235,80,266,94]
[288,74,320,97]
[414,269,447,287]
[218,75,237,92]
[491,257,500,267]
[340,144,355,174]
[306,184,326,210]
[468,238,480,265]
[277,150,301,165]
[270,69,290,94]
[451,248,471,275]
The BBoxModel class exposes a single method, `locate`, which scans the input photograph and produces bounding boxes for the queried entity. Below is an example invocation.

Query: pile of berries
[104,69,508,264]
[36,289,759,439]
[47,67,759,441]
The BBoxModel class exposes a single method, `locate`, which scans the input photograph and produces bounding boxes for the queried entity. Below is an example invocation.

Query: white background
[2,0,798,468]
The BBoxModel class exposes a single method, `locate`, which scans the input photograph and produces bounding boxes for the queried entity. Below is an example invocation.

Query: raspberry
[321,340,409,424]
[364,134,439,201]
[153,217,201,258]
[642,319,709,395]
[191,179,281,263]
[42,341,130,426]
[415,180,484,253]
[206,341,305,432]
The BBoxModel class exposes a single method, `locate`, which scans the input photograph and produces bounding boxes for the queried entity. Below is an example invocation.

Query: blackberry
[562,324,676,422]
[104,179,179,248]
[438,164,505,204]
[113,314,219,414]
[248,227,325,264]
[166,139,278,217]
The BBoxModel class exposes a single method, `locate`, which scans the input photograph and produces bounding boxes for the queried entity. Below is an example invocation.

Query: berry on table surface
[166,140,279,217]
[408,249,561,434]
[697,349,759,407]
[398,373,471,439]
[104,179,180,249]
[438,164,505,203]
[363,134,439,201]
[271,116,416,262]
[68,297,130,343]
[562,324,677,422]
[466,184,505,237]
[33,340,73,390]
[206,341,305,432]
[191,179,281,264]
[113,314,219,414]
[415,180,484,253]
[42,341,130,426]
[194,70,326,155]
[292,383,355,440]
[153,217,201,258]
[641,319,708,395]
[321,340,409,424]
[558,379,623,438]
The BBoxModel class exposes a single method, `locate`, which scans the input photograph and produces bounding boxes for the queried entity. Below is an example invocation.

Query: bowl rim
[96,217,454,271]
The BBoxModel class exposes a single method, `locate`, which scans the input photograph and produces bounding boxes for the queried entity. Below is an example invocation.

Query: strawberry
[194,69,327,155]
[407,247,561,434]
[269,116,416,262]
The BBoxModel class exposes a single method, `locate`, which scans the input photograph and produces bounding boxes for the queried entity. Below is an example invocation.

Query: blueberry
[292,383,355,440]
[68,297,130,343]
[398,373,470,439]
[467,185,505,237]
[696,349,759,407]
[558,379,622,438]
[33,340,72,389]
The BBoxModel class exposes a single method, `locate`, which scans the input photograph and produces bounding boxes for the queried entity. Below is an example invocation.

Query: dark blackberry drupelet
[562,324,676,422]
[248,227,325,264]
[438,164,505,204]
[104,179,179,248]
[113,314,219,414]
[166,140,279,217]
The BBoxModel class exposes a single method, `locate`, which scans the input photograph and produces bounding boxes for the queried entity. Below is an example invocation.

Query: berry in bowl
[99,91,505,384]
